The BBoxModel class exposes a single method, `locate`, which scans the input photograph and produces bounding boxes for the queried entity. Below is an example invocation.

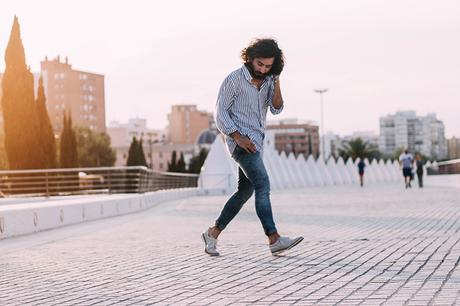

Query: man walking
[357,158,366,187]
[202,38,303,256]
[399,149,414,188]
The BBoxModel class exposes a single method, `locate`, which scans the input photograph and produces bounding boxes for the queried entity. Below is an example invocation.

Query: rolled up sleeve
[267,82,283,115]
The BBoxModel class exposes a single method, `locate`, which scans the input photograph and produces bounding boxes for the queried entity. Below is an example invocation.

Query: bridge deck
[1,184,459,305]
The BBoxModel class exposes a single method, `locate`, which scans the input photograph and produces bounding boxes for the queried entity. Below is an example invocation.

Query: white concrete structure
[199,137,407,193]
[198,136,237,195]
[307,155,323,186]
[0,188,197,239]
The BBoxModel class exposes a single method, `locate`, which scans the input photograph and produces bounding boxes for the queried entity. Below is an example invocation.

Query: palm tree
[338,137,381,161]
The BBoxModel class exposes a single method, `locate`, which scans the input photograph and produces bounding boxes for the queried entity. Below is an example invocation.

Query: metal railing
[427,159,460,175]
[0,166,199,197]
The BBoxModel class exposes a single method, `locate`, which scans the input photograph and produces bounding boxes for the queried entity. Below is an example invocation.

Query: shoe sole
[271,237,304,255]
[202,233,219,256]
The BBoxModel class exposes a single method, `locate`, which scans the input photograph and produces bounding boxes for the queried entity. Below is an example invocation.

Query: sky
[1,0,459,137]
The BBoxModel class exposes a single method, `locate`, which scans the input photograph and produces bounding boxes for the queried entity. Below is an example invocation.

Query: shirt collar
[242,64,253,83]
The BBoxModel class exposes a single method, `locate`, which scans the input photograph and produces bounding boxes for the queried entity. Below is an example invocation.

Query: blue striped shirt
[215,65,284,155]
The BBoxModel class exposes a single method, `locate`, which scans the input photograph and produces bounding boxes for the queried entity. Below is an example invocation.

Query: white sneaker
[202,230,219,256]
[270,236,304,255]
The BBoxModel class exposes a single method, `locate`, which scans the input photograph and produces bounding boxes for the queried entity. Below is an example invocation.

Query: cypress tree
[126,137,148,167]
[59,112,78,168]
[138,138,147,167]
[188,148,208,173]
[177,152,186,173]
[168,150,177,172]
[59,113,69,167]
[36,75,56,168]
[1,16,42,169]
[68,114,78,167]
[126,137,139,166]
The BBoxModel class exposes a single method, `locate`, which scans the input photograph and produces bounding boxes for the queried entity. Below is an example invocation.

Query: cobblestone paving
[1,184,460,305]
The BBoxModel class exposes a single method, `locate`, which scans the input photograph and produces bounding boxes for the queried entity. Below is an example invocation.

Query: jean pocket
[232,145,246,160]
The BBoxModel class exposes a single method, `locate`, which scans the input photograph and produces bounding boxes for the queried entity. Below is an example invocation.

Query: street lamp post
[314,88,328,161]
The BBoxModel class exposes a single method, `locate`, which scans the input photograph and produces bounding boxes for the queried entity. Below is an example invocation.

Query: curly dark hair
[241,38,285,76]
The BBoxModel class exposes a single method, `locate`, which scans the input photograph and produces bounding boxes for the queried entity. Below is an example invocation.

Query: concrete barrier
[0,188,198,240]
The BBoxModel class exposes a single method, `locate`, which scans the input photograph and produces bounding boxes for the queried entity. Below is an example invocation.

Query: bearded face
[247,57,274,80]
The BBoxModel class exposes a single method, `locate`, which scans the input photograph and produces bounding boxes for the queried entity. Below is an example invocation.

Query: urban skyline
[1,0,459,138]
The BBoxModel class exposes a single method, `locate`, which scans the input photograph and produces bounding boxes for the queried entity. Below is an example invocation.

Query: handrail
[0,166,199,198]
[0,166,148,175]
[427,159,460,175]
[433,159,460,166]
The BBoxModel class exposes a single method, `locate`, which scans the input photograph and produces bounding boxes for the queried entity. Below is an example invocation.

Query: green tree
[69,116,78,167]
[1,16,42,169]
[188,148,208,174]
[167,150,178,172]
[176,152,186,172]
[76,127,116,167]
[126,137,138,166]
[138,138,147,167]
[59,112,78,168]
[36,75,57,168]
[338,138,381,161]
[392,147,405,161]
[126,137,147,166]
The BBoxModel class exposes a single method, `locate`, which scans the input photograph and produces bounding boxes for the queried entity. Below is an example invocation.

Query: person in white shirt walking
[202,38,303,256]
[399,150,414,189]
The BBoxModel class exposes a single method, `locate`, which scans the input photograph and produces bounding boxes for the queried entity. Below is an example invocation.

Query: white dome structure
[199,136,404,194]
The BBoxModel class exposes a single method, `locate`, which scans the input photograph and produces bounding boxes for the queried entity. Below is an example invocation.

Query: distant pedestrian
[202,38,303,257]
[357,158,365,187]
[415,152,424,188]
[399,150,414,188]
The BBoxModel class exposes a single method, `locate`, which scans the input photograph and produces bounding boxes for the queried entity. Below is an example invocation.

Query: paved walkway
[1,184,460,305]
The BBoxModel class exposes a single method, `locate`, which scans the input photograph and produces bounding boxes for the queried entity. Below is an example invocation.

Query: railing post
[137,169,142,193]
[108,170,112,195]
[45,172,49,198]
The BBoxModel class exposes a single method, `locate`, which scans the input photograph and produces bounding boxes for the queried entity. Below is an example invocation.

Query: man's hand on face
[230,132,257,154]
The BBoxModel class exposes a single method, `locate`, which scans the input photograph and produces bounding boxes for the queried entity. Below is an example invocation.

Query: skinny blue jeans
[215,146,278,236]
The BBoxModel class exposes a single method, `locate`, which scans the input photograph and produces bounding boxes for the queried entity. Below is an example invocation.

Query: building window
[81,104,94,112]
